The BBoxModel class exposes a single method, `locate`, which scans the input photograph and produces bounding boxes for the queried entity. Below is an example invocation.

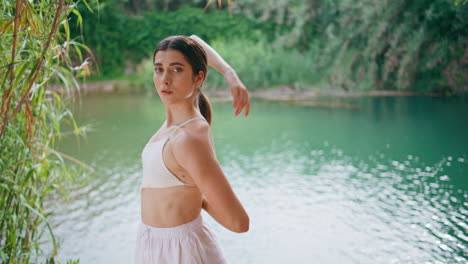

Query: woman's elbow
[235,221,249,233]
[231,215,249,233]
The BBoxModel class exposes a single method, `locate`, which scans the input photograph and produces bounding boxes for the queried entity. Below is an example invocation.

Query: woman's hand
[189,35,251,117]
[224,68,250,117]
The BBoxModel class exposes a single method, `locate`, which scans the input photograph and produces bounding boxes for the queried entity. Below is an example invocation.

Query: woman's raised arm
[189,34,250,117]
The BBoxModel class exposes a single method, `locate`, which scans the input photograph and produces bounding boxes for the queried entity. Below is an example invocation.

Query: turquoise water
[49,94,467,263]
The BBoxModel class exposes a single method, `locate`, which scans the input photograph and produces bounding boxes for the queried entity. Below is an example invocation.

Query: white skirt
[134,214,227,264]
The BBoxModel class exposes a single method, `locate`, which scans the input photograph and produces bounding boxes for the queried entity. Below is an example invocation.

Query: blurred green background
[70,0,468,94]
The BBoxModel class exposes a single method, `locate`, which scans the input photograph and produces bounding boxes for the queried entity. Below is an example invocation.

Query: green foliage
[44,257,80,264]
[323,0,468,93]
[230,0,467,93]
[205,38,322,90]
[70,4,288,78]
[138,37,322,91]
[0,0,93,262]
[72,0,467,93]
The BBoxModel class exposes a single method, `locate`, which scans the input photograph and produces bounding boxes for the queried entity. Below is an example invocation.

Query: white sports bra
[140,117,205,192]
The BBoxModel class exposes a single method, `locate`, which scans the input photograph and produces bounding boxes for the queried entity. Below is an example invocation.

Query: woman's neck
[164,102,202,127]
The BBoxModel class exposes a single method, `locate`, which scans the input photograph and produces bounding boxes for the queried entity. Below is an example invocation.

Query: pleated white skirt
[134,215,227,264]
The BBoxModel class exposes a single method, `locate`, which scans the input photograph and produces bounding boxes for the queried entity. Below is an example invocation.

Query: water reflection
[47,94,467,263]
[220,137,467,263]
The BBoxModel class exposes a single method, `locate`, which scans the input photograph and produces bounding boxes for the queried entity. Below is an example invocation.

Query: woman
[134,35,250,264]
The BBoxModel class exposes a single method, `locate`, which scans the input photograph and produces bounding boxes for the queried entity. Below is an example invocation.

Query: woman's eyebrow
[154,62,185,66]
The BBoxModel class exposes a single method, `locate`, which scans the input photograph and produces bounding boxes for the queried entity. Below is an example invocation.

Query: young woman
[134,35,250,263]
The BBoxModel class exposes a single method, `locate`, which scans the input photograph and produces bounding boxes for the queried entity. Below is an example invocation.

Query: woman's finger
[245,101,250,116]
[231,91,237,110]
[235,98,242,115]
[239,90,249,116]
[233,94,239,111]
[232,87,240,110]
[238,93,247,116]
[237,94,244,113]
[244,89,250,110]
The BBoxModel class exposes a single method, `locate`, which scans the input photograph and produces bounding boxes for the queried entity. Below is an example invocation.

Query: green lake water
[49,94,467,263]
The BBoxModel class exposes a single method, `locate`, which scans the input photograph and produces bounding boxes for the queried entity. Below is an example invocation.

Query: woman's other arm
[189,34,250,117]
[172,125,249,233]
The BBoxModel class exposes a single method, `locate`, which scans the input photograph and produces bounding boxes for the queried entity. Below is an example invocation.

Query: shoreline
[46,80,446,101]
[206,86,442,101]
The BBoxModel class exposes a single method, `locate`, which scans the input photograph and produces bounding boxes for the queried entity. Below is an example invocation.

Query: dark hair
[153,35,212,125]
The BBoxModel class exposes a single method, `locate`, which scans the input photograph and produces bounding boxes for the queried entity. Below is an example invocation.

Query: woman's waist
[137,214,204,240]
[140,188,202,227]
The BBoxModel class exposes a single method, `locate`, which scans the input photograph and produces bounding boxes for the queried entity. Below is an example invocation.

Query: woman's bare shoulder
[171,119,212,149]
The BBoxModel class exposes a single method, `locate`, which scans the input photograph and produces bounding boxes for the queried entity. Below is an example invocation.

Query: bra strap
[167,117,205,138]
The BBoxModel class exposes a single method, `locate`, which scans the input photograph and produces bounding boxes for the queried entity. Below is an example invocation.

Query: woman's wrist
[223,67,239,84]
[222,66,234,75]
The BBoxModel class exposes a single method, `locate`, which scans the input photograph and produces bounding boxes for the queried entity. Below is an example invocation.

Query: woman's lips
[162,90,173,95]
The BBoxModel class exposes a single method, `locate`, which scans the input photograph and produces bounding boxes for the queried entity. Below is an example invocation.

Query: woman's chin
[160,98,180,105]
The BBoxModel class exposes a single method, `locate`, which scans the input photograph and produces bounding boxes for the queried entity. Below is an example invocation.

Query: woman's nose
[162,71,171,85]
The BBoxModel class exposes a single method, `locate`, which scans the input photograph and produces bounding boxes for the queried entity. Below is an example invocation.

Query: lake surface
[48,93,467,263]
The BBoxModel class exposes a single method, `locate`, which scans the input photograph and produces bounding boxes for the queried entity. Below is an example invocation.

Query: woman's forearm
[202,196,249,233]
[202,196,221,221]
[189,35,233,76]
[190,34,250,117]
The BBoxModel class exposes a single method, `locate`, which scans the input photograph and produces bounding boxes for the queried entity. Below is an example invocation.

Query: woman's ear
[195,70,205,87]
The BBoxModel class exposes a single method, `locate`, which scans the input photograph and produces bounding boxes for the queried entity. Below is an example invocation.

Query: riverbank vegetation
[1,0,93,262]
[71,0,467,95]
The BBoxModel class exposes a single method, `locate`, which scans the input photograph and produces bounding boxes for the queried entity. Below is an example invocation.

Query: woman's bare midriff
[141,186,203,227]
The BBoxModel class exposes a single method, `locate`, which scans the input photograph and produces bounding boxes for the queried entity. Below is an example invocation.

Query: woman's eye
[154,67,181,73]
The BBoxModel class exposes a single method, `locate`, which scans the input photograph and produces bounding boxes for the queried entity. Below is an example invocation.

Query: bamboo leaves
[1,0,96,262]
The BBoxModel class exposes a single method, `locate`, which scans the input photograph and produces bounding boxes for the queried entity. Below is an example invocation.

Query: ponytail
[198,91,212,125]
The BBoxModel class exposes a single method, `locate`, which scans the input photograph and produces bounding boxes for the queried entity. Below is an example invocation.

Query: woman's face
[153,49,204,105]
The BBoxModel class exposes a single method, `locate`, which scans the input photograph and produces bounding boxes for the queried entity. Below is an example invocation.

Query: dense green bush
[229,0,468,94]
[70,4,288,78]
[326,0,468,93]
